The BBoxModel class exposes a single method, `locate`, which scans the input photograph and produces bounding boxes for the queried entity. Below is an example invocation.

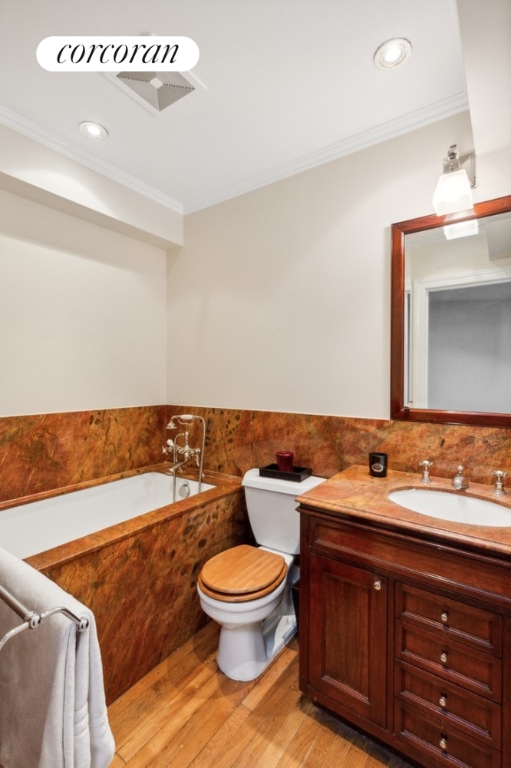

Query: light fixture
[432,145,476,216]
[79,121,109,141]
[373,38,412,70]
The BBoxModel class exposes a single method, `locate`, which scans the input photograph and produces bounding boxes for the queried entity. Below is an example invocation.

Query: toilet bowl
[197,468,324,681]
[197,544,295,680]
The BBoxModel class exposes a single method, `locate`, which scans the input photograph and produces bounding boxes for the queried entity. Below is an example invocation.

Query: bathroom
[1,1,511,766]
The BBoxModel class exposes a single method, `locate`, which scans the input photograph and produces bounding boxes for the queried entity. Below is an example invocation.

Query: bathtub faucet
[162,414,206,491]
[162,437,200,474]
[163,457,190,476]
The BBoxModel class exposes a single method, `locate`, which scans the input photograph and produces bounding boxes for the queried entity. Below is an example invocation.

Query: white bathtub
[0,473,215,559]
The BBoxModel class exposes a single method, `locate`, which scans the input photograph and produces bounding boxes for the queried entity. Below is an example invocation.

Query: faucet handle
[492,470,508,496]
[419,460,433,484]
[162,438,175,456]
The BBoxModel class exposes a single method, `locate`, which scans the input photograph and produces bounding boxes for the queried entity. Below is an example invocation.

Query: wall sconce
[432,144,476,216]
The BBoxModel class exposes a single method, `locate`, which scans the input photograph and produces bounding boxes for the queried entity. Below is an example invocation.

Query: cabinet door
[308,554,387,727]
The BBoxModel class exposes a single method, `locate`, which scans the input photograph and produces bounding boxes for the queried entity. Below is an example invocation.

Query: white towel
[0,546,115,768]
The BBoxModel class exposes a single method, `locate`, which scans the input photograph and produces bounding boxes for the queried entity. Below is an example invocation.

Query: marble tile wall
[0,406,168,503]
[28,483,251,703]
[2,404,511,502]
[169,406,511,487]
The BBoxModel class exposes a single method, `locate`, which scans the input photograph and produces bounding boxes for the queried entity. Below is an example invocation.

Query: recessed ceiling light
[373,38,412,70]
[79,121,109,140]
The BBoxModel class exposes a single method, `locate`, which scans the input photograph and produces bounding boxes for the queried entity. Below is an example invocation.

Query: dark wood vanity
[298,466,511,768]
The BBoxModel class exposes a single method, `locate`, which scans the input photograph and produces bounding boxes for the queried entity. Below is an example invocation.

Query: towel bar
[0,584,89,651]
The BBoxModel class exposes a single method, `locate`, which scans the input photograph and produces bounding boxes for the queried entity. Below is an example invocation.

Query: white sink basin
[388,489,511,527]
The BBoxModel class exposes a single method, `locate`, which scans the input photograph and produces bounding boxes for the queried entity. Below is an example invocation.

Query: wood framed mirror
[391,195,511,427]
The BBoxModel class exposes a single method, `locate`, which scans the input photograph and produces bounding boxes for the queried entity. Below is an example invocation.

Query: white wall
[166,111,509,418]
[0,124,184,250]
[0,188,167,415]
[1,109,508,420]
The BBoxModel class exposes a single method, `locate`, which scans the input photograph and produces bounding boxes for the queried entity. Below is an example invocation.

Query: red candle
[276,452,294,472]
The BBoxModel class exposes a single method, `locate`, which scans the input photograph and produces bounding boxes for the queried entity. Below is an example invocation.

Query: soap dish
[259,464,312,482]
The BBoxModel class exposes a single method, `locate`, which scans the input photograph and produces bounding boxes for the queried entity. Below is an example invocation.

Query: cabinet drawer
[396,583,502,655]
[395,661,501,748]
[396,622,502,701]
[394,701,501,768]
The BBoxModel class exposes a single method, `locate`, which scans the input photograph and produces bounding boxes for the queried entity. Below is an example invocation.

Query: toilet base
[217,608,297,681]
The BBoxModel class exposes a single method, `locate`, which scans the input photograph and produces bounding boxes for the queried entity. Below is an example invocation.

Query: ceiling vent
[104,69,204,116]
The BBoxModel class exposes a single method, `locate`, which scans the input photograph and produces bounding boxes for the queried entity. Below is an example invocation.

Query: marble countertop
[296,464,511,558]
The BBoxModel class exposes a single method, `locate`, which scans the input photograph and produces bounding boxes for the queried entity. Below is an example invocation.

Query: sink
[388,488,511,527]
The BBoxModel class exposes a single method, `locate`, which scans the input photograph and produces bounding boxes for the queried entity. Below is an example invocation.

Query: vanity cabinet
[299,507,511,768]
[307,554,388,727]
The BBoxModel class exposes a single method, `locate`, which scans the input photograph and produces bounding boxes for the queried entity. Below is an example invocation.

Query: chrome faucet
[419,460,433,484]
[162,452,189,476]
[162,414,206,491]
[492,470,508,496]
[452,465,469,491]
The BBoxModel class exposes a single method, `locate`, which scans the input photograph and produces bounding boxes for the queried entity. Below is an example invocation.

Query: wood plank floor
[107,621,414,768]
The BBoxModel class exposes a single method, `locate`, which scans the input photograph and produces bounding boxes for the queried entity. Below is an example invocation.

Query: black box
[259,464,312,482]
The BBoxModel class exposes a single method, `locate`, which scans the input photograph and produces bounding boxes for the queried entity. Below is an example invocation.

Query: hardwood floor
[107,621,413,768]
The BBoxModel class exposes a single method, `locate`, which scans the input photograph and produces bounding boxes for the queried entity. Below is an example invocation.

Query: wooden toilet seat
[198,544,287,603]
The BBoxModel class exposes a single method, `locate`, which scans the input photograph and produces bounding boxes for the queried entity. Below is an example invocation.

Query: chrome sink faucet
[492,470,508,496]
[419,460,433,484]
[452,465,469,491]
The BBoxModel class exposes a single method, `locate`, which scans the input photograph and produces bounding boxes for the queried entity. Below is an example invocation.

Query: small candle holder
[276,452,294,473]
[369,452,388,478]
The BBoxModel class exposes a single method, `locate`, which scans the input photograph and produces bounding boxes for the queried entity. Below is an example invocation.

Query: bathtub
[0,472,215,559]
[2,469,249,703]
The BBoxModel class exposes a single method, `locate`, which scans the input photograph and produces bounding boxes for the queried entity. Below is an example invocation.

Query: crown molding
[0,91,469,217]
[185,92,470,213]
[0,106,184,216]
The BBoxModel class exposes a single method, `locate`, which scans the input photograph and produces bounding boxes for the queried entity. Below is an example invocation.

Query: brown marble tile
[337,419,511,485]
[0,406,167,502]
[3,405,510,501]
[26,473,251,704]
[167,406,511,487]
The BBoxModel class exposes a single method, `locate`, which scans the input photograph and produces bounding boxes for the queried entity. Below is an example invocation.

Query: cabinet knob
[373,578,382,591]
[439,695,447,708]
[441,611,448,623]
[439,737,448,751]
[440,652,448,664]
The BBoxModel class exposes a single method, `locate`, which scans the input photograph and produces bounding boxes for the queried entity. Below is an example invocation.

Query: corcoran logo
[36,36,200,72]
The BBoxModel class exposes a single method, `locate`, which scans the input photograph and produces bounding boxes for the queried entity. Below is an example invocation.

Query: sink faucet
[452,465,469,491]
[419,460,433,484]
[492,470,508,496]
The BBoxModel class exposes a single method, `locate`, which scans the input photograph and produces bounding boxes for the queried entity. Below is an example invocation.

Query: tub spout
[164,459,189,476]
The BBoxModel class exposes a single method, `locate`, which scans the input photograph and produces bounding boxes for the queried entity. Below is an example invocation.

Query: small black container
[369,452,388,478]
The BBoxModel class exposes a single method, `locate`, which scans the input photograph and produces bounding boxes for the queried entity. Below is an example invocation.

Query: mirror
[391,195,511,427]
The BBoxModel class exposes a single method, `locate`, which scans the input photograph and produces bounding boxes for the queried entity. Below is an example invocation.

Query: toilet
[197,467,324,681]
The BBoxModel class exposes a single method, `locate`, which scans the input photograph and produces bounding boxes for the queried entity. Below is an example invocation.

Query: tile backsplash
[1,405,510,502]
[0,406,167,502]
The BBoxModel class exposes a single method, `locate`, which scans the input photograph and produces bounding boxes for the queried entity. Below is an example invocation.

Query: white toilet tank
[242,468,325,555]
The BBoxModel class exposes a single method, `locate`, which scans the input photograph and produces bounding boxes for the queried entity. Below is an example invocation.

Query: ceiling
[0,1,508,215]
